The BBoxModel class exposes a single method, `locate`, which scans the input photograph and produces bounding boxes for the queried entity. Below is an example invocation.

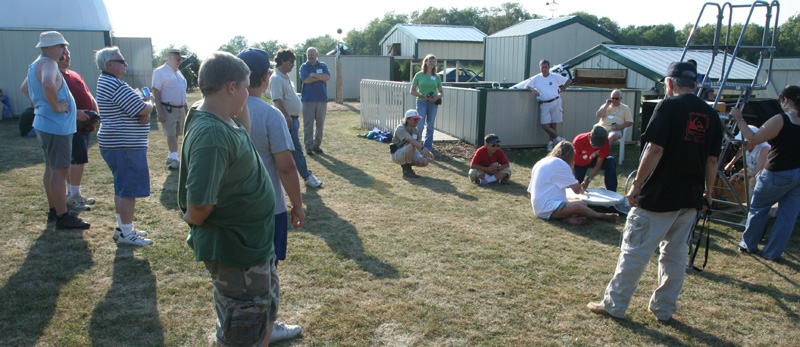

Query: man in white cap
[391,109,434,178]
[21,31,90,229]
[152,48,188,169]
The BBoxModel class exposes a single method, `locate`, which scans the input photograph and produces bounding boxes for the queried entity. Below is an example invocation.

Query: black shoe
[56,212,90,229]
[47,208,57,223]
[313,147,324,154]
[402,164,419,178]
[306,151,314,156]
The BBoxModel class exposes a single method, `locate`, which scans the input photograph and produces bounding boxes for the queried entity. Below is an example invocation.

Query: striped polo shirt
[96,71,149,149]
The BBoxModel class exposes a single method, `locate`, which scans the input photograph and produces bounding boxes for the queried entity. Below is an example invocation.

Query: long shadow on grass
[308,154,392,195]
[691,268,800,319]
[159,167,180,210]
[0,121,45,173]
[300,188,399,279]
[89,246,165,345]
[614,317,736,346]
[410,174,478,201]
[0,227,92,346]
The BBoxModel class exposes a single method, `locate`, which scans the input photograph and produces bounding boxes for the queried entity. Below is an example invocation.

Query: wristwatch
[586,177,593,182]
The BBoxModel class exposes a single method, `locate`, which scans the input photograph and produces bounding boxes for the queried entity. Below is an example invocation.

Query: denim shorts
[204,259,279,347]
[100,149,150,198]
[274,212,288,261]
[71,132,90,164]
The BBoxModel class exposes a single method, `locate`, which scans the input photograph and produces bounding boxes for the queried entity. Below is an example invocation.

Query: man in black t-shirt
[587,62,722,322]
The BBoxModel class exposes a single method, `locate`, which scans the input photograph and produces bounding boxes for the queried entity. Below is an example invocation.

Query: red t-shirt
[470,146,509,167]
[62,69,97,134]
[572,132,609,167]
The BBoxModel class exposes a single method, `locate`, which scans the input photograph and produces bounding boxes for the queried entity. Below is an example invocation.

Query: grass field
[1,91,799,346]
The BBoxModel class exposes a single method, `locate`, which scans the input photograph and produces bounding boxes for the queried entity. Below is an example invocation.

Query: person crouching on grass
[527,141,617,224]
[391,109,434,178]
[469,133,511,185]
[179,52,279,346]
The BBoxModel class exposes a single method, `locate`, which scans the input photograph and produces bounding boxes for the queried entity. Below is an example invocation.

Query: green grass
[1,92,799,346]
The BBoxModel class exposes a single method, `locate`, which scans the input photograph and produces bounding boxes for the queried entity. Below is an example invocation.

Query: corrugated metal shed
[380,24,486,60]
[564,44,761,87]
[484,16,616,83]
[381,24,486,43]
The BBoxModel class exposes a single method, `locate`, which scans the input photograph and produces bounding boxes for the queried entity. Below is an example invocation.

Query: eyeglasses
[109,59,126,65]
[489,143,500,147]
[611,97,621,100]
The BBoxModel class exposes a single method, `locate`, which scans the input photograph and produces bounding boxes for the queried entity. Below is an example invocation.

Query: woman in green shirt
[409,54,443,152]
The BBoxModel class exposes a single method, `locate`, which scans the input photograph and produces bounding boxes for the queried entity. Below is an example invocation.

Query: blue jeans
[574,156,618,192]
[416,100,438,151]
[739,168,800,260]
[289,117,311,179]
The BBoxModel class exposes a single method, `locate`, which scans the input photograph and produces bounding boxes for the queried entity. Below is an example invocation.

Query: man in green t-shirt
[178,52,279,346]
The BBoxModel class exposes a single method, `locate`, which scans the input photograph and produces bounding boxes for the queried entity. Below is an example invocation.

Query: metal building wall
[317,56,393,100]
[379,29,417,58]
[484,36,526,83]
[417,41,483,61]
[0,30,105,116]
[527,23,612,79]
[571,53,656,90]
[764,58,800,98]
[112,37,153,91]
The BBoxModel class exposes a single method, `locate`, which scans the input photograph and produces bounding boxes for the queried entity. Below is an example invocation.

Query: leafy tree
[252,40,287,60]
[568,11,619,38]
[345,12,409,55]
[776,13,800,57]
[293,35,338,56]
[218,35,249,55]
[477,3,538,35]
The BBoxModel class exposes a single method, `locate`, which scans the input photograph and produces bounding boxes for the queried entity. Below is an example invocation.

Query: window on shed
[387,43,401,56]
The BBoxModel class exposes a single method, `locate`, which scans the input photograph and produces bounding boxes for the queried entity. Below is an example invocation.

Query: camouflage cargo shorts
[204,259,280,347]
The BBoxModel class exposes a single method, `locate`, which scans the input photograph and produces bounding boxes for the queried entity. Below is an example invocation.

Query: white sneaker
[67,194,91,211]
[555,136,564,143]
[304,174,322,188]
[117,232,153,246]
[113,227,149,242]
[82,195,96,205]
[546,141,554,152]
[478,178,488,185]
[167,158,180,170]
[270,321,302,343]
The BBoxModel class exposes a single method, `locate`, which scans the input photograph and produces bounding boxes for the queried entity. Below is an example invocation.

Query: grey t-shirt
[248,96,295,215]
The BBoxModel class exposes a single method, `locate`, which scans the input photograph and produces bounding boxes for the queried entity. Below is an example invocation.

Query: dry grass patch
[1,92,799,346]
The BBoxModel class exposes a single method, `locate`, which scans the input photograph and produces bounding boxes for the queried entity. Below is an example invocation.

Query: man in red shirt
[572,126,617,191]
[59,49,100,211]
[469,134,511,185]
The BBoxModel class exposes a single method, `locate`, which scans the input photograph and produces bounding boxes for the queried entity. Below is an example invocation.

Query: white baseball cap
[404,109,422,119]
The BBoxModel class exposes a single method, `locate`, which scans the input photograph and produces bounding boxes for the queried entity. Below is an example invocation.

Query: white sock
[485,175,497,183]
[120,222,133,235]
[169,152,179,160]
[116,214,122,228]
[67,184,78,196]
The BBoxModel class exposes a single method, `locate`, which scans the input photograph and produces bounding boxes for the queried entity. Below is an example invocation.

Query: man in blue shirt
[300,47,330,155]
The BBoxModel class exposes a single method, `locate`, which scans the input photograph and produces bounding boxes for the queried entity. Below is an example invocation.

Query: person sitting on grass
[391,109,434,178]
[469,133,511,185]
[527,141,617,225]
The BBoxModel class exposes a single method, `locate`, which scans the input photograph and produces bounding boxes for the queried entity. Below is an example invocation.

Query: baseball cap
[661,61,697,84]
[404,109,422,119]
[735,125,759,141]
[36,31,69,48]
[590,125,608,147]
[237,48,276,73]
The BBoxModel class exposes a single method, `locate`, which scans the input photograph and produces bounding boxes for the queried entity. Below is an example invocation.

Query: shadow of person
[429,153,471,176]
[159,167,180,210]
[692,269,800,318]
[308,153,392,195]
[408,175,478,201]
[612,316,737,347]
[89,246,164,345]
[300,188,399,279]
[0,227,92,346]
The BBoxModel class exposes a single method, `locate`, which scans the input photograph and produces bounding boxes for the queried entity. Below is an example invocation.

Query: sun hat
[36,31,69,48]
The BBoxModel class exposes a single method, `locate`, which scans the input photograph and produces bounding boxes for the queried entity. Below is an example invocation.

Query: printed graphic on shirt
[685,112,710,143]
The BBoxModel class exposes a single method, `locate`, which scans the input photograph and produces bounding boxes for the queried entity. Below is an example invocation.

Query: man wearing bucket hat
[572,125,617,192]
[391,109,434,178]
[588,61,722,322]
[21,31,89,229]
[152,48,188,170]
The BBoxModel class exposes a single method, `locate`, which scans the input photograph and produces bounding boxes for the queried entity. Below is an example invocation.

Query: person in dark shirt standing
[588,62,722,322]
